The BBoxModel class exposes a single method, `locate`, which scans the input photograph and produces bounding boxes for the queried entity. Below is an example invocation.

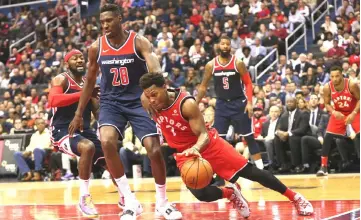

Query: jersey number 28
[110,67,129,86]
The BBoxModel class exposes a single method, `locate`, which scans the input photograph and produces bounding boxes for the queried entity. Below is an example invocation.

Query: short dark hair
[219,35,231,43]
[100,3,121,15]
[330,66,342,73]
[139,72,165,89]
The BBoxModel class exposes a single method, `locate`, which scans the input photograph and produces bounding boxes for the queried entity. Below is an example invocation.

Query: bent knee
[78,140,96,154]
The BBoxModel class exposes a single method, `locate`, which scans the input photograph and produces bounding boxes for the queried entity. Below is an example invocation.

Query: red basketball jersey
[329,78,357,114]
[152,90,217,152]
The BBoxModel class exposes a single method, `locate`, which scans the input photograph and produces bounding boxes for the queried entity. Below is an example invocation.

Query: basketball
[180,157,213,189]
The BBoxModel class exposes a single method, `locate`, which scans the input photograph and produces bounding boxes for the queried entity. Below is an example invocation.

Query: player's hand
[345,112,356,125]
[68,114,83,136]
[244,102,253,118]
[177,147,202,158]
[332,110,345,120]
[91,86,100,99]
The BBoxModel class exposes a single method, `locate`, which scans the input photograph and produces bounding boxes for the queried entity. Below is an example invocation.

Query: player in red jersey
[139,72,314,218]
[317,66,360,176]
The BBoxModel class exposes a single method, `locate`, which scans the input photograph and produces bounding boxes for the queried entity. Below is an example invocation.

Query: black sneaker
[316,166,328,176]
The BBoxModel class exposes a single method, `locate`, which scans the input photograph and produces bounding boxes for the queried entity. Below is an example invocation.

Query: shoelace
[293,197,309,210]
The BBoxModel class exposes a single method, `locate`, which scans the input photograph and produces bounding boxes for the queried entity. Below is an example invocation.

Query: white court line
[1,199,359,206]
[322,208,360,220]
[57,211,229,220]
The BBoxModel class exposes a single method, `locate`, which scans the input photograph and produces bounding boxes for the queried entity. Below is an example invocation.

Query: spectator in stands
[316,66,330,85]
[296,1,310,24]
[348,47,360,67]
[288,6,305,31]
[13,118,51,181]
[297,98,308,111]
[325,39,347,66]
[256,105,281,170]
[231,30,242,50]
[301,67,317,88]
[321,15,338,35]
[274,96,311,173]
[266,69,282,84]
[337,0,354,16]
[295,53,313,78]
[250,38,267,59]
[225,0,240,17]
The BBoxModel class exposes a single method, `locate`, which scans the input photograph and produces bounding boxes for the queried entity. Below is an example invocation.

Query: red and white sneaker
[292,193,314,216]
[227,183,251,218]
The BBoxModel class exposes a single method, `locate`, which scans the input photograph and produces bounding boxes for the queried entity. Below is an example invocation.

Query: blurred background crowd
[0,0,359,181]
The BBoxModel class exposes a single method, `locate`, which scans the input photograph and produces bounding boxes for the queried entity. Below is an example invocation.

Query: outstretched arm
[195,61,213,104]
[48,75,82,107]
[136,35,162,73]
[180,98,209,155]
[235,59,254,118]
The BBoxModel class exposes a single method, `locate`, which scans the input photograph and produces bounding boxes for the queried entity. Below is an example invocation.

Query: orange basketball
[180,157,213,189]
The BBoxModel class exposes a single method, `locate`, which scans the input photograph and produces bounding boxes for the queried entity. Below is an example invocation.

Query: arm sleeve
[48,86,82,107]
[241,72,253,102]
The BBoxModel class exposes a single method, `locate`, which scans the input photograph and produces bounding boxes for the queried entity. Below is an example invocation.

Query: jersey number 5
[222,77,229,90]
[110,67,129,86]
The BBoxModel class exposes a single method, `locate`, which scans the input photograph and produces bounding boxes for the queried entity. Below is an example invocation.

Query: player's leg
[98,106,142,218]
[351,113,360,158]
[231,163,313,216]
[233,101,263,169]
[187,181,250,217]
[213,99,232,139]
[317,115,346,176]
[128,106,182,220]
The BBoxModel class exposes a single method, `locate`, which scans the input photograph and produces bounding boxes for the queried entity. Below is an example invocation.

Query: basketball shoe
[292,193,314,216]
[155,200,183,219]
[118,196,143,215]
[228,183,251,218]
[78,194,98,218]
[120,195,143,220]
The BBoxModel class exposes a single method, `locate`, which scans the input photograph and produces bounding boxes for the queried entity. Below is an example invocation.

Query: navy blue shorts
[98,100,158,143]
[214,98,254,137]
[51,128,105,166]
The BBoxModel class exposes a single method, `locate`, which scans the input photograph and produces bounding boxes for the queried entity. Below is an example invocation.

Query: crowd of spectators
[0,0,359,181]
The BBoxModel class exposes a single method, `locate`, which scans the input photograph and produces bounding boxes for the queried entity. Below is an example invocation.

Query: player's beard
[220,50,230,58]
[69,66,85,76]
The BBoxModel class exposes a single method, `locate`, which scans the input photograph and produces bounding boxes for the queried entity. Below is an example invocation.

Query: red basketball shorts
[326,112,360,135]
[175,135,248,181]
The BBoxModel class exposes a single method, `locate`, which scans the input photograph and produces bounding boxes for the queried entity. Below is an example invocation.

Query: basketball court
[0,173,359,219]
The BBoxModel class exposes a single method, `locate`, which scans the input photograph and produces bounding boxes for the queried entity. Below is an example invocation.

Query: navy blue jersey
[97,31,148,103]
[212,55,246,100]
[50,73,92,129]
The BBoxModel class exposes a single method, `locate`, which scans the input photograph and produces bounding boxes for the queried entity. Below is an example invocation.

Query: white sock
[255,159,264,170]
[79,178,90,198]
[114,175,133,202]
[117,188,124,199]
[155,184,167,206]
[61,154,71,174]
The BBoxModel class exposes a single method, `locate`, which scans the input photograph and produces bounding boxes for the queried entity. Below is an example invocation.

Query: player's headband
[64,49,82,62]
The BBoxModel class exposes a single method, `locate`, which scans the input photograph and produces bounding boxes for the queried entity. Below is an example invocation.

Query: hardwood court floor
[0,174,359,220]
